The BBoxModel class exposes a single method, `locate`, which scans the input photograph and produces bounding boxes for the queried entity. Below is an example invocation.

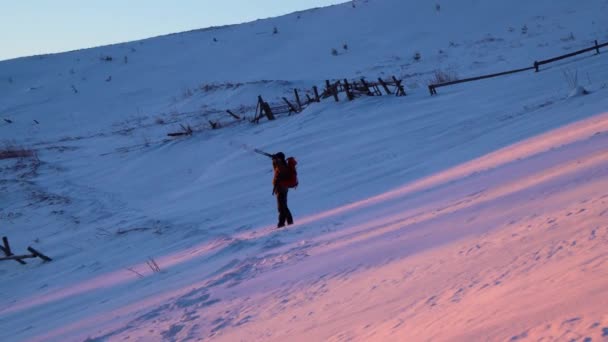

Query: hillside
[1,0,608,341]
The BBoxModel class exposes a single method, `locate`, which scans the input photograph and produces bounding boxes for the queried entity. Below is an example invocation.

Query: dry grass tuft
[0,146,35,160]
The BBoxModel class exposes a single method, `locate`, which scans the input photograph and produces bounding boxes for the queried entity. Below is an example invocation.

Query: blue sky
[0,0,346,61]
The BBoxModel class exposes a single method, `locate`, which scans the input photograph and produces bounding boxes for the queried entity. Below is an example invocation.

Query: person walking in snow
[272,152,295,228]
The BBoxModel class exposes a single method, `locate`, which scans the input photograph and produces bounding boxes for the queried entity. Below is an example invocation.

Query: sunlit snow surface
[1,0,608,341]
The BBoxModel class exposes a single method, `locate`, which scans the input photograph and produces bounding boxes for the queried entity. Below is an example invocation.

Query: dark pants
[276,188,293,228]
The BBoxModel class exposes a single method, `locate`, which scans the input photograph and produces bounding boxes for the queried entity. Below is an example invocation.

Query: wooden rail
[534,40,608,71]
[429,66,535,95]
[429,39,607,95]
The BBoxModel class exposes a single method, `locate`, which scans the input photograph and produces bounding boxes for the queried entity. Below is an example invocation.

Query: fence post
[534,61,539,72]
[595,40,600,54]
[343,79,354,100]
[428,85,437,96]
[2,237,12,256]
[333,81,341,102]
[392,76,406,96]
[378,78,392,95]
[294,89,302,111]
[1,236,27,264]
[263,102,275,120]
[258,95,275,121]
[282,97,299,115]
[313,86,320,102]
[326,80,339,102]
[254,96,262,122]
[360,78,375,95]
[27,247,52,262]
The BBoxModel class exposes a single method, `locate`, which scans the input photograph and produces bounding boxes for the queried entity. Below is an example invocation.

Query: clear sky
[0,0,346,61]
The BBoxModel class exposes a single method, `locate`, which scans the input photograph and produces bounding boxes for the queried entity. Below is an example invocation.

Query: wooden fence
[167,37,608,136]
[0,236,52,265]
[168,75,406,135]
[429,39,608,95]
[251,75,406,123]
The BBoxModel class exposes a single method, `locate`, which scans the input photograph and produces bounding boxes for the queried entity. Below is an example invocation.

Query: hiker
[272,152,296,228]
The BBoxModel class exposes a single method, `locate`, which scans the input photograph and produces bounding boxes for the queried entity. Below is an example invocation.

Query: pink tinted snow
[30,113,608,341]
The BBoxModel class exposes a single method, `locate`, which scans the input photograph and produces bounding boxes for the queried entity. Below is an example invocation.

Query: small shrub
[213,37,218,42]
[8,76,14,83]
[143,136,150,148]
[562,68,579,90]
[0,144,36,160]
[560,32,575,42]
[563,68,589,96]
[181,124,193,135]
[124,56,128,64]
[272,26,278,34]
[146,257,161,273]
[413,52,422,61]
[209,120,221,129]
[429,69,458,84]
[521,24,528,35]
[126,267,144,279]
[435,3,441,12]
[167,124,193,137]
[155,117,165,125]
[182,88,194,98]
[343,43,349,51]
[331,48,339,56]
[100,55,113,62]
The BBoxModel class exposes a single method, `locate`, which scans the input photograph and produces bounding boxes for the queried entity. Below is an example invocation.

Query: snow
[1,0,608,341]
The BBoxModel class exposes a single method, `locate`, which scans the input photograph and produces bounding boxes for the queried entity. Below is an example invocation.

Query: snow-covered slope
[1,0,606,142]
[1,0,608,341]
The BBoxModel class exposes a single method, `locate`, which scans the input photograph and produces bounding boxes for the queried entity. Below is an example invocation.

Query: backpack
[285,157,299,188]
